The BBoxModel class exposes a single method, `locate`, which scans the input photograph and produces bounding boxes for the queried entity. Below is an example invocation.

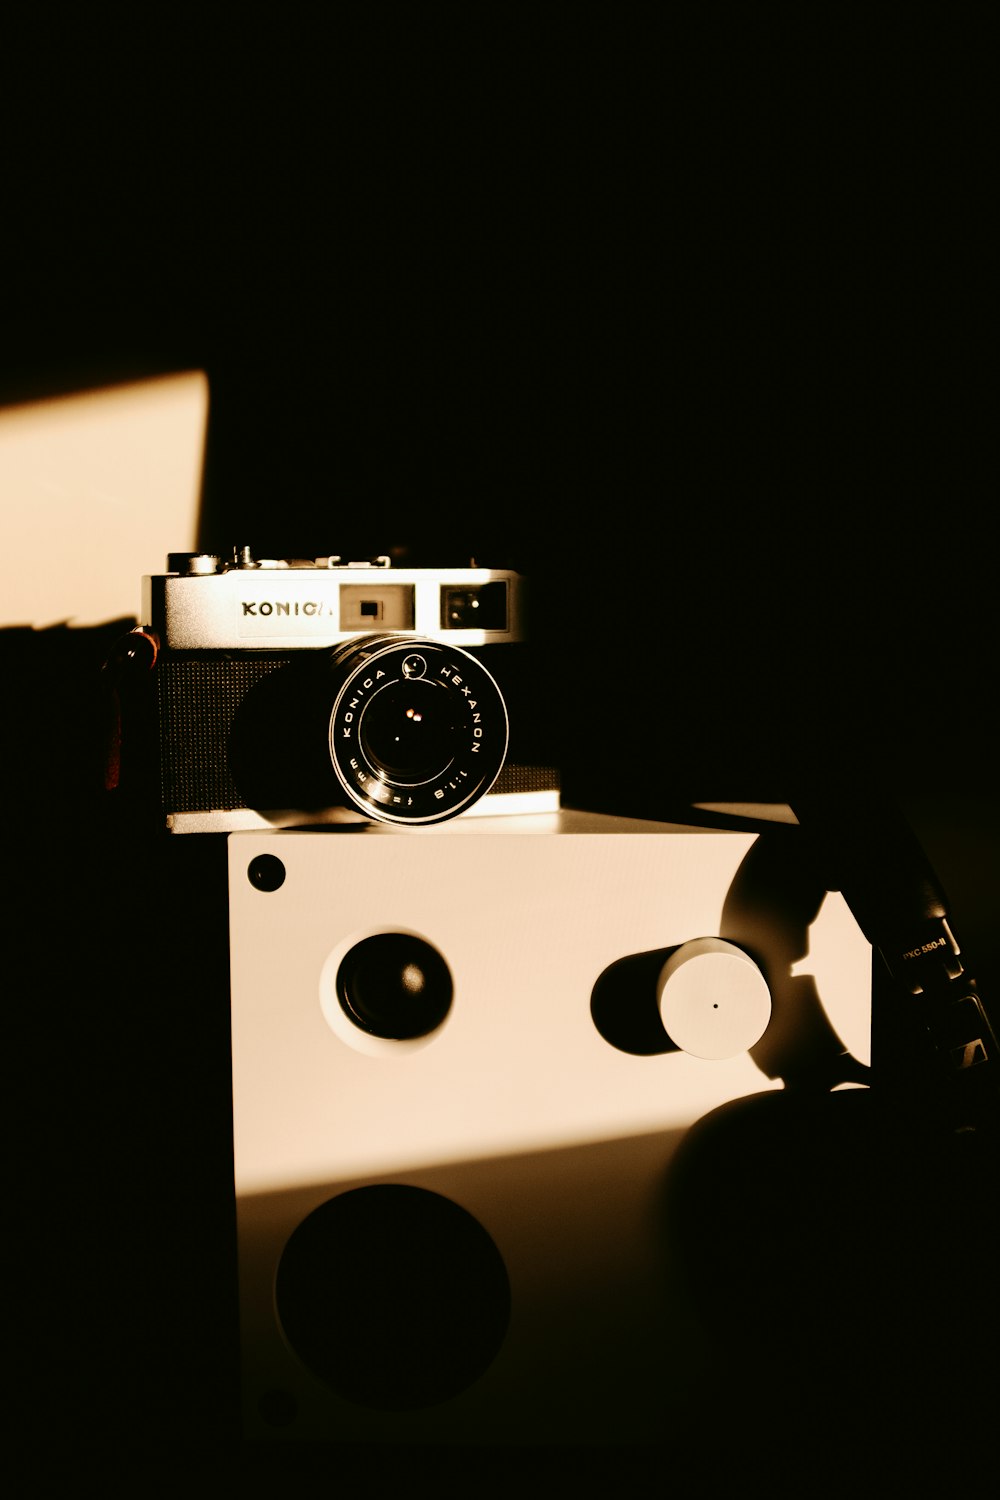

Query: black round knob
[336,932,453,1040]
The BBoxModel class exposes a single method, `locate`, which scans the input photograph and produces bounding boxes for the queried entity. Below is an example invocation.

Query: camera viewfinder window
[441,583,507,631]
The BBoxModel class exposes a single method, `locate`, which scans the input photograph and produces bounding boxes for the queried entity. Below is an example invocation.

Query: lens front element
[328,637,508,824]
[359,673,460,783]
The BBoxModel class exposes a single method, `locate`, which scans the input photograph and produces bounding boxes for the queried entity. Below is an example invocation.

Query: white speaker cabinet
[227,809,871,1445]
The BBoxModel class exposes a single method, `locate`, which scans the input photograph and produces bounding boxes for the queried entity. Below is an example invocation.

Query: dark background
[3,10,996,1484]
[3,10,994,799]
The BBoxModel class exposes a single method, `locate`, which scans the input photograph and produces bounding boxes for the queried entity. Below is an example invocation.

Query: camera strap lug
[101,627,159,792]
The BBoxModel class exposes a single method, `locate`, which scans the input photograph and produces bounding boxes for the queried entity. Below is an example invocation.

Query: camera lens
[228,634,509,827]
[327,636,508,824]
[358,677,460,783]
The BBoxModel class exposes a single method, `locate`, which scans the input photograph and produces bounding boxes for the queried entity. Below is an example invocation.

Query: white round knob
[657,938,771,1060]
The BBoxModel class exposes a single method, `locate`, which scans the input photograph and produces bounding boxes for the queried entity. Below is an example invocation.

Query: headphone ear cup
[665,781,1000,1445]
[666,1090,876,1354]
[662,1086,982,1438]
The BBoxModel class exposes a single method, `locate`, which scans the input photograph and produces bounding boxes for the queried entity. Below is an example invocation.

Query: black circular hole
[276,1185,511,1410]
[337,933,452,1039]
[247,854,286,891]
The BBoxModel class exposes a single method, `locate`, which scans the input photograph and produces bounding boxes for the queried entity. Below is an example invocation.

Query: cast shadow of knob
[591,829,871,1089]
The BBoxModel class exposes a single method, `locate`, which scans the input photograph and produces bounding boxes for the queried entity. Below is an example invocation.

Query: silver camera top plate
[142,552,526,650]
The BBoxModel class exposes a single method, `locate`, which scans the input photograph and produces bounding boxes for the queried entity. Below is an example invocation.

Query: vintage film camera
[109,548,559,832]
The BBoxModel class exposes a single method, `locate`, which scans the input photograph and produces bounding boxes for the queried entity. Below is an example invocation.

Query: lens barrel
[327,635,509,824]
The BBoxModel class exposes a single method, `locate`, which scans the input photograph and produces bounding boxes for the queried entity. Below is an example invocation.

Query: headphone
[657,781,1000,1452]
[787,785,998,1137]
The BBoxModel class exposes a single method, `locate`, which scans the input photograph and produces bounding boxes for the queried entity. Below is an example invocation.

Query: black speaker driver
[275,1185,511,1410]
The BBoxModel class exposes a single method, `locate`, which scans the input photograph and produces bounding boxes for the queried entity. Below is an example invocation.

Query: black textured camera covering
[158,656,288,811]
[156,653,558,815]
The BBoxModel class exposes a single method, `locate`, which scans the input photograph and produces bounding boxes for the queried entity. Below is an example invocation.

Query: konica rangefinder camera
[109,548,559,832]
